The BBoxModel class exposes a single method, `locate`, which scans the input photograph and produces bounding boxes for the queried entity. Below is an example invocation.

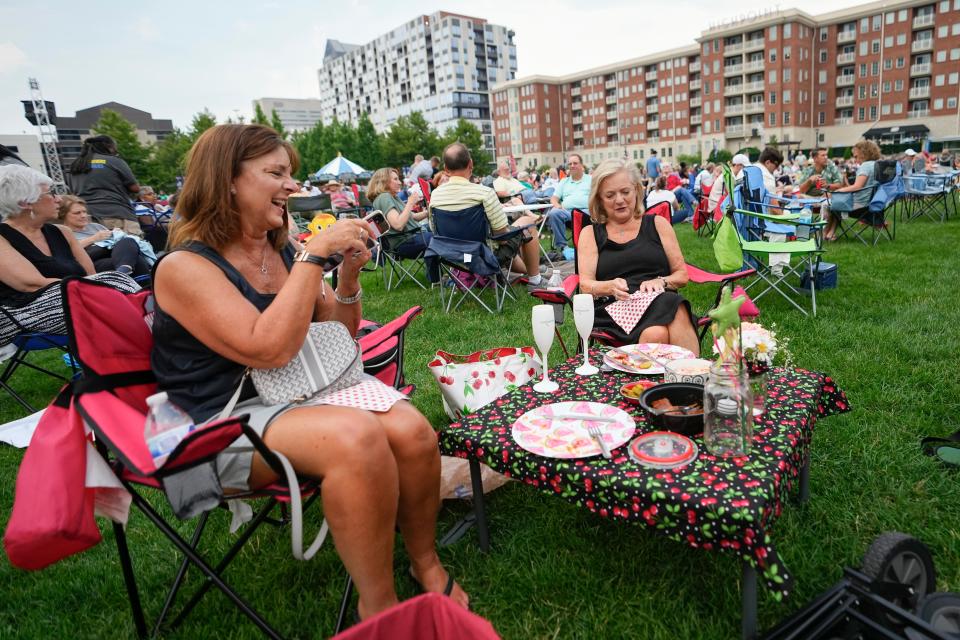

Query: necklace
[243,243,269,277]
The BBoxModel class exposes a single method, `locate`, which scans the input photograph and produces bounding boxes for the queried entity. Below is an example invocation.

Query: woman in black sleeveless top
[0,164,139,347]
[577,159,699,353]
[152,124,469,620]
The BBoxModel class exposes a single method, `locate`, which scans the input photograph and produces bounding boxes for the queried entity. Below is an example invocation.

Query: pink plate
[511,401,636,459]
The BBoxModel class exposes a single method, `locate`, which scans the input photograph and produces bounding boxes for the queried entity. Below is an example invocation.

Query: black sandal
[408,565,455,596]
[921,429,960,467]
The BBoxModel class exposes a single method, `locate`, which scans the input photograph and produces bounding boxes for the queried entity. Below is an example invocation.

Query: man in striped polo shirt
[429,143,544,288]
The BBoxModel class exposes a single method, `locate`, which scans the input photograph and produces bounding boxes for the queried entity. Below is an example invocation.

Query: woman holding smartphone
[152,125,469,620]
[366,167,432,258]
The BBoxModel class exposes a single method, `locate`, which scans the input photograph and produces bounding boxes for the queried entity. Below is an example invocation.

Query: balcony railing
[838,30,857,43]
[725,124,745,137]
[690,114,702,125]
[647,103,658,114]
[724,84,744,96]
[647,120,659,129]
[912,39,933,53]
[909,86,931,99]
[689,97,702,107]
[645,70,657,81]
[913,13,935,28]
[837,75,855,86]
[836,116,852,124]
[745,101,765,113]
[724,64,744,76]
[837,52,855,64]
[570,87,581,96]
[726,104,744,115]
[572,116,582,125]
[744,60,764,72]
[743,81,764,93]
[689,62,701,72]
[910,63,932,76]
[606,95,617,104]
[908,109,930,118]
[607,126,618,135]
[605,79,616,89]
[725,41,744,54]
[646,87,658,97]
[836,95,854,107]
[744,38,765,51]
[689,79,701,90]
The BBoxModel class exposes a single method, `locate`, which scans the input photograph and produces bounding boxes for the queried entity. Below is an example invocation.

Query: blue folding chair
[425,204,529,313]
[0,307,76,413]
[903,172,952,223]
[832,161,903,246]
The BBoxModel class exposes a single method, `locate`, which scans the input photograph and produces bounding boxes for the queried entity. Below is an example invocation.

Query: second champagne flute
[572,293,598,375]
[531,304,559,393]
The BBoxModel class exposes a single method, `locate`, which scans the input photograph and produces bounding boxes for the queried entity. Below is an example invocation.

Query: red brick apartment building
[492,0,960,167]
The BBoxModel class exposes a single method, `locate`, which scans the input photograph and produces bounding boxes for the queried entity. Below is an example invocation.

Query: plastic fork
[587,423,612,459]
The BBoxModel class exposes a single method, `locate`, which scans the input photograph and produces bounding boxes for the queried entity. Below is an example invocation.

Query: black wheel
[915,592,960,638]
[861,532,936,612]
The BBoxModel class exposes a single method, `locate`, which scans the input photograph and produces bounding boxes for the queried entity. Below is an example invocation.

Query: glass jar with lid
[703,361,754,457]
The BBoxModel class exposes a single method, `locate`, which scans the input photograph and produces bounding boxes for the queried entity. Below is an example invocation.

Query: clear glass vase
[703,362,754,457]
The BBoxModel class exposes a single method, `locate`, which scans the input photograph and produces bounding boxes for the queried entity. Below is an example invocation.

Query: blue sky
[1,0,863,134]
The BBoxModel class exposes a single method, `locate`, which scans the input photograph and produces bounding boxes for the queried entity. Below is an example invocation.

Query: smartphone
[321,236,379,273]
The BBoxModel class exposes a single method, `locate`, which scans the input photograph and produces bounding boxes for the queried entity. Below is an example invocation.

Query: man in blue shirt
[645,150,661,181]
[545,153,591,258]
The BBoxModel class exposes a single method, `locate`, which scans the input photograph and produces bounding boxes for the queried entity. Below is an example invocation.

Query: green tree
[292,119,327,180]
[352,112,382,170]
[326,117,357,161]
[381,111,441,169]
[441,118,491,175]
[188,110,217,142]
[253,103,269,125]
[270,109,287,140]
[708,149,733,164]
[150,129,193,192]
[92,109,152,184]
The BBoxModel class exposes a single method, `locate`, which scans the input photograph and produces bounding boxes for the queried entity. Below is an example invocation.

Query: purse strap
[273,450,329,560]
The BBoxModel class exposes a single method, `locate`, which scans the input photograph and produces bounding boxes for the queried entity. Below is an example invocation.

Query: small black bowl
[639,383,705,436]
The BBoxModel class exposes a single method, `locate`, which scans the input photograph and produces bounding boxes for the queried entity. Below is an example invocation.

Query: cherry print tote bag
[428,347,542,421]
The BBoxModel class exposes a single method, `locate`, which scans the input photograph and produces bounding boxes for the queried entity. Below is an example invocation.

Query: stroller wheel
[912,592,960,638]
[862,532,936,613]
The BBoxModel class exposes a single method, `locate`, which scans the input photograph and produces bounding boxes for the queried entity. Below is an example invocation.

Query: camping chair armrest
[732,207,801,223]
[825,187,871,212]
[357,306,424,351]
[489,224,534,242]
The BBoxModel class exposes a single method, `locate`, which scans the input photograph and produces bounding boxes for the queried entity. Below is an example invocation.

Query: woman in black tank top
[152,124,469,619]
[576,159,699,353]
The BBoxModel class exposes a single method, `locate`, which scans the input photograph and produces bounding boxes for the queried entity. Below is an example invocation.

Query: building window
[882,104,890,115]
[872,40,880,54]
[870,105,877,119]
[818,111,825,124]
[769,91,777,104]
[897,9,907,21]
[885,59,893,70]
[934,98,944,109]
[885,11,894,24]
[859,85,867,99]
[784,23,792,38]
[819,49,827,62]
[820,27,828,41]
[769,50,777,62]
[783,89,791,103]
[895,79,904,91]
[783,68,792,82]
[784,46,792,60]
[859,64,868,77]
[818,90,826,104]
[948,97,958,108]
[897,33,907,45]
[873,14,882,31]
[769,25,777,40]
[893,103,903,113]
[769,112,776,126]
[860,17,869,33]
[783,112,790,125]
[858,107,865,120]
[769,69,777,83]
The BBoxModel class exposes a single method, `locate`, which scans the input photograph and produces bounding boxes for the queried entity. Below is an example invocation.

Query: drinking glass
[572,294,598,376]
[531,305,559,393]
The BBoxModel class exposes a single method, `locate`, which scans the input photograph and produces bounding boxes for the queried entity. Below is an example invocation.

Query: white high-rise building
[318,12,517,153]
[253,98,325,132]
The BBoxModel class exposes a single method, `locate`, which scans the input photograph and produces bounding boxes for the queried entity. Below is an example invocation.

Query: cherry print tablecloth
[438,353,849,599]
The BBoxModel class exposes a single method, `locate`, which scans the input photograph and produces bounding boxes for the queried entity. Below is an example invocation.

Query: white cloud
[0,43,28,74]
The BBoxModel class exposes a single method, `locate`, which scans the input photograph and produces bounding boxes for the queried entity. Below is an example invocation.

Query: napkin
[604,289,664,334]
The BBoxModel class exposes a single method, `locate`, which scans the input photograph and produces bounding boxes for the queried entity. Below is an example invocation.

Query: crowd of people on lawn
[1,123,957,625]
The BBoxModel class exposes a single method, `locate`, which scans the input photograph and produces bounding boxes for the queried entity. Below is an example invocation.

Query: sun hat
[324,179,342,187]
[732,153,750,166]
[905,149,917,156]
[303,180,312,186]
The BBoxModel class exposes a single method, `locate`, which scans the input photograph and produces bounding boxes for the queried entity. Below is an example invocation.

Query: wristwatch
[293,250,326,267]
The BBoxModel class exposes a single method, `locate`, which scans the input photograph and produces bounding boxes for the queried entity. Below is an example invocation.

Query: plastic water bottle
[546,269,565,323]
[144,392,195,468]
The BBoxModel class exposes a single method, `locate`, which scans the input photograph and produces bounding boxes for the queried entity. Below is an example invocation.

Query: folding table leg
[335,574,354,634]
[799,458,810,503]
[742,561,758,640]
[468,458,490,552]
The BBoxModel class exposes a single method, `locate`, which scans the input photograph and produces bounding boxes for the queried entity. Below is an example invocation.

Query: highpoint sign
[707,5,783,31]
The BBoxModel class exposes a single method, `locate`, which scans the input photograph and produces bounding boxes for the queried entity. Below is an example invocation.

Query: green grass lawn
[2,209,959,639]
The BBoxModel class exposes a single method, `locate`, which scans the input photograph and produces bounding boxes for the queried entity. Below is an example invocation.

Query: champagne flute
[531,305,559,393]
[572,293,598,376]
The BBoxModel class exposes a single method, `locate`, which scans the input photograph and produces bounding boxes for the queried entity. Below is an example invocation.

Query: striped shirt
[428,176,508,232]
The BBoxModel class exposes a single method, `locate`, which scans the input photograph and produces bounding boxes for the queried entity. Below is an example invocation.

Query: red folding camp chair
[417,178,432,205]
[6,277,423,639]
[332,592,500,640]
[646,201,672,223]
